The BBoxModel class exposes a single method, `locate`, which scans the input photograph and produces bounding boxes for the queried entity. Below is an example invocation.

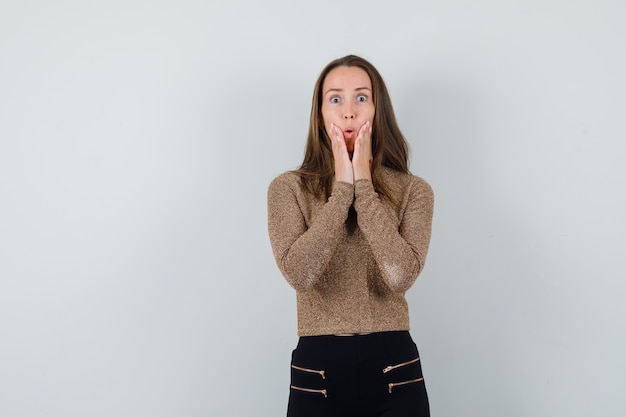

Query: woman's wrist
[353,162,372,181]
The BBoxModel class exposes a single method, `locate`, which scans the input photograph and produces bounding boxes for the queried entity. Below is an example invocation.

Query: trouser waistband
[295,331,414,361]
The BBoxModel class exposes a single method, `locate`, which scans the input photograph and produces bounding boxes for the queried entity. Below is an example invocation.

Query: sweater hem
[297,324,411,337]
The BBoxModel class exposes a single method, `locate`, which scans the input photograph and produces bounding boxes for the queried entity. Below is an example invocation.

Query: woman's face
[321,66,375,153]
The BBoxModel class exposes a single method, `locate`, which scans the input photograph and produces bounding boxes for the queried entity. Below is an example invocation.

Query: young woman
[267,55,434,417]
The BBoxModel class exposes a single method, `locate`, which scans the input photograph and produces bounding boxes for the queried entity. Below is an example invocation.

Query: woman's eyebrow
[324,88,343,95]
[324,87,371,95]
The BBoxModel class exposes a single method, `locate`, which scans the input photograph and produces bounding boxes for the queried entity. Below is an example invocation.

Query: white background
[1,1,624,416]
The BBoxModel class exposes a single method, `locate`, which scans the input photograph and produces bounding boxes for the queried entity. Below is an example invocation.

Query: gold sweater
[267,166,434,336]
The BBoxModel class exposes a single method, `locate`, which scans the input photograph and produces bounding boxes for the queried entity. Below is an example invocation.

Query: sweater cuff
[330,180,355,204]
[354,178,375,196]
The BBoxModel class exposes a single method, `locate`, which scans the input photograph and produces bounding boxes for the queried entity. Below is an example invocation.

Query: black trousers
[287,331,430,417]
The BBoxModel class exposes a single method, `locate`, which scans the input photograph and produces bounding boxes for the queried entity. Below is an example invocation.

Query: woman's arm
[267,174,354,291]
[353,177,434,293]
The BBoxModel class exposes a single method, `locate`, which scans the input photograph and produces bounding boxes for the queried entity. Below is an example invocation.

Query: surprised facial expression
[321,66,375,153]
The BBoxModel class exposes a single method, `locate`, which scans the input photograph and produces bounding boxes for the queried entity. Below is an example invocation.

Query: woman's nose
[343,105,355,119]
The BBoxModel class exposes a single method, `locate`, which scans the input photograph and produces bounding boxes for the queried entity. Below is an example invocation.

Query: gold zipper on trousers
[291,364,326,379]
[290,385,328,398]
[382,357,420,374]
[388,378,424,393]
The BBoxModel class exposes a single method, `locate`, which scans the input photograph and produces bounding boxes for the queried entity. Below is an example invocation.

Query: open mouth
[344,128,355,138]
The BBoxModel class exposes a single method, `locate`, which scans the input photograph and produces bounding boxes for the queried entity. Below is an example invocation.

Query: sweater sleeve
[353,177,434,293]
[267,174,354,291]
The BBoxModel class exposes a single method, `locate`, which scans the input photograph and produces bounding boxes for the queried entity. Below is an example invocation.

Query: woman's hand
[330,123,354,184]
[352,121,373,181]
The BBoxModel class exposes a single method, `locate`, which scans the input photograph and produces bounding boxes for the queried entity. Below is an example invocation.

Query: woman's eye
[330,97,340,103]
[357,95,367,102]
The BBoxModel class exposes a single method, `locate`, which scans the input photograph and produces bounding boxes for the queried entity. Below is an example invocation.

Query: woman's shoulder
[269,170,300,185]
[381,166,433,195]
[268,170,303,195]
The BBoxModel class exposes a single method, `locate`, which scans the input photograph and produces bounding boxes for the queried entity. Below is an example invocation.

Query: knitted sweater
[267,166,434,336]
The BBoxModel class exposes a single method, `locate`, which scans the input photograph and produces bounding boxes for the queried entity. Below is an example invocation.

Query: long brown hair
[295,55,410,202]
